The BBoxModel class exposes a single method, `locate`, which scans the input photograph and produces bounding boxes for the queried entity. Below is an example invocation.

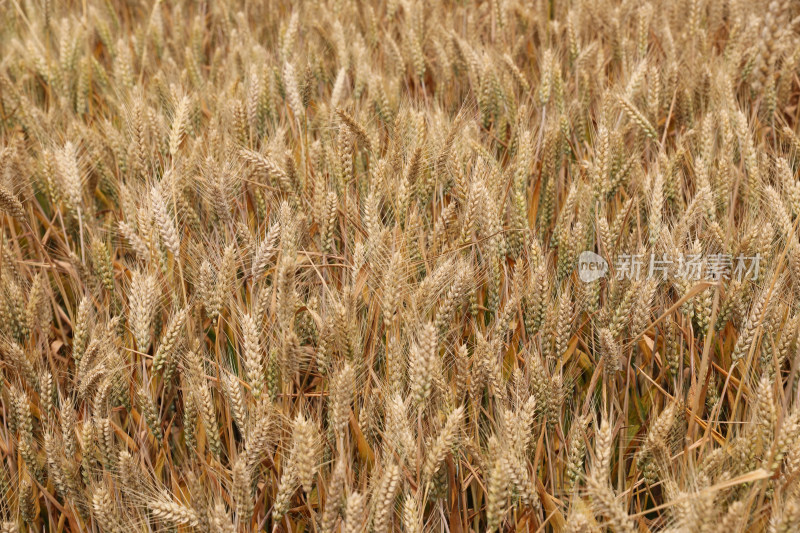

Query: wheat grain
[1,1,798,531]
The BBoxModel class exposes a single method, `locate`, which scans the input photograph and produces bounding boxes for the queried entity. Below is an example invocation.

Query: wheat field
[0,0,799,531]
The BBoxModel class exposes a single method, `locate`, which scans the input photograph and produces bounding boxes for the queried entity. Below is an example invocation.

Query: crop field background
[1,0,800,531]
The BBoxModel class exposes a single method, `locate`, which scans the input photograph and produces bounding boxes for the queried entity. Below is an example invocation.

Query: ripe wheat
[0,0,799,531]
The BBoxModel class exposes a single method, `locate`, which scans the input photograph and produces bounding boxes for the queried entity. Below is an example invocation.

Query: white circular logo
[578,251,608,282]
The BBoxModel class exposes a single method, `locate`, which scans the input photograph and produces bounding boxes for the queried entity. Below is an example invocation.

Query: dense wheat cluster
[2,0,800,531]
